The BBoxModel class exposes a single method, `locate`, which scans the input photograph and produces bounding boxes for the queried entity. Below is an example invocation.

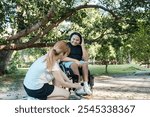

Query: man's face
[70,35,81,46]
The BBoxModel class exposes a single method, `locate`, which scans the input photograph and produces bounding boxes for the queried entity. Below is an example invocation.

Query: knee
[81,65,87,71]
[64,91,70,99]
[71,63,79,69]
[60,91,70,100]
[82,63,88,68]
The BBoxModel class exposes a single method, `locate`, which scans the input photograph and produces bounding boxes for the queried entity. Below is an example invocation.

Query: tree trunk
[105,63,108,74]
[0,50,13,76]
[104,60,109,74]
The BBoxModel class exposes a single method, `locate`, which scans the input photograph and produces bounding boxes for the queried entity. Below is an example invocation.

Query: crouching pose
[23,41,82,100]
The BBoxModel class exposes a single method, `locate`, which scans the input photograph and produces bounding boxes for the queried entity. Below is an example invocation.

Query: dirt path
[0,75,150,100]
[93,75,150,99]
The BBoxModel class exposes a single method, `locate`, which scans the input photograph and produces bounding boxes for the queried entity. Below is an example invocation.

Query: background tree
[130,21,150,67]
[0,0,149,75]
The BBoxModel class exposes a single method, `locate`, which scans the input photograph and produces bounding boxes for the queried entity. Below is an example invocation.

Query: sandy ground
[0,75,150,100]
[92,75,150,100]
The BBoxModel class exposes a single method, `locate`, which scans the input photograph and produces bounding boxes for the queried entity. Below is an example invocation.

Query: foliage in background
[0,0,150,75]
[7,47,47,73]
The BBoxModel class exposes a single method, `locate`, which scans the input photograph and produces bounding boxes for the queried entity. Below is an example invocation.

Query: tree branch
[1,4,120,51]
[0,43,55,51]
[5,4,119,42]
[75,4,120,20]
[5,9,55,41]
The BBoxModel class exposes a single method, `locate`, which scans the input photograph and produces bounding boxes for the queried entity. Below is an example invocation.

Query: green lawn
[0,64,149,90]
[0,64,149,80]
[89,64,150,76]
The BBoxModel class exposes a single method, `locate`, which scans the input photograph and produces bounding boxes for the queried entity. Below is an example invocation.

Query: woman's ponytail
[45,41,70,72]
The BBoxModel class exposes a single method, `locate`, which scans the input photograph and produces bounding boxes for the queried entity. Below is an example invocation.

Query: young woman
[62,32,92,95]
[23,41,82,100]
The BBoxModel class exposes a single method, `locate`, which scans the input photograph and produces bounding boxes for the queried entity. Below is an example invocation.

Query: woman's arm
[52,70,81,89]
[60,69,72,83]
[62,57,81,66]
[81,38,88,61]
[62,57,78,62]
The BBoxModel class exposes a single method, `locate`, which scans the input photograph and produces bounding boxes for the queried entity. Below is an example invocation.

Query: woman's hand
[74,59,82,67]
[81,38,85,46]
[73,83,82,89]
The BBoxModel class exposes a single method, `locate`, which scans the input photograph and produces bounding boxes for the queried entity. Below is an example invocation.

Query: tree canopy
[0,0,149,50]
[0,0,149,75]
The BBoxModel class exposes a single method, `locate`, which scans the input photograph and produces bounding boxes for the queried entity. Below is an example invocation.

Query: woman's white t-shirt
[23,55,60,90]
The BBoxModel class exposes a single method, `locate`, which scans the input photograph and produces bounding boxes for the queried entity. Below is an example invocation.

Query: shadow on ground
[0,75,150,100]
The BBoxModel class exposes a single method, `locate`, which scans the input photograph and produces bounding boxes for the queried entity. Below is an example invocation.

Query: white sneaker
[75,87,87,95]
[27,96,39,100]
[69,91,81,100]
[84,85,92,95]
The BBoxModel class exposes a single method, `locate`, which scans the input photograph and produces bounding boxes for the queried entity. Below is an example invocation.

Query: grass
[89,64,150,76]
[0,68,28,90]
[0,64,149,92]
[0,64,149,81]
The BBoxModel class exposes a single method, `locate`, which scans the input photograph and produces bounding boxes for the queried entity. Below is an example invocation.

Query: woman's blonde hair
[45,41,70,71]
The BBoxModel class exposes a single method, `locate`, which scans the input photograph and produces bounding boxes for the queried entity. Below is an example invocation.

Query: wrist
[73,59,78,62]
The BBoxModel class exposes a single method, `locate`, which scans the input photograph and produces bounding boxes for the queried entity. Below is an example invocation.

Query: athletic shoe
[75,87,87,95]
[84,85,92,95]
[27,96,39,100]
[69,91,81,100]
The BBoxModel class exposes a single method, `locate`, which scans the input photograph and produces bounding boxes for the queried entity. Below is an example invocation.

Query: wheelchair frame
[59,63,94,89]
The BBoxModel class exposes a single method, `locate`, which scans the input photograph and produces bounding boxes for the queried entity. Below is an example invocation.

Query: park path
[92,75,150,100]
[0,75,150,100]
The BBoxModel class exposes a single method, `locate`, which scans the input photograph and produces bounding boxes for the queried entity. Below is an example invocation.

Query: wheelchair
[59,62,94,89]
